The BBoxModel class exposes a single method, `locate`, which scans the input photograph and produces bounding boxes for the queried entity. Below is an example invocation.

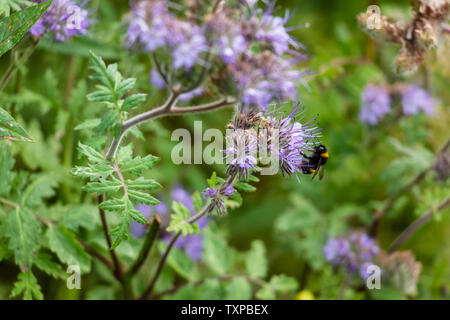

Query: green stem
[127,216,161,277]
[388,194,450,253]
[0,38,40,92]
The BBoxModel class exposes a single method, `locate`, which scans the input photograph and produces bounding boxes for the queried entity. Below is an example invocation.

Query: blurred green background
[0,0,449,299]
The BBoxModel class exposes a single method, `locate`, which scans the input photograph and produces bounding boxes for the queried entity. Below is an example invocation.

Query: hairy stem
[126,216,161,277]
[0,38,40,92]
[105,95,235,159]
[388,194,450,253]
[369,138,450,237]
[140,203,215,299]
[98,194,123,280]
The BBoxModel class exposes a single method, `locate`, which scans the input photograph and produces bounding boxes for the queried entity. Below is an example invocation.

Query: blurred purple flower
[203,188,218,199]
[359,84,391,125]
[178,87,204,102]
[150,69,166,89]
[130,202,167,238]
[30,0,90,42]
[131,185,209,261]
[127,0,206,70]
[324,231,379,280]
[401,85,435,115]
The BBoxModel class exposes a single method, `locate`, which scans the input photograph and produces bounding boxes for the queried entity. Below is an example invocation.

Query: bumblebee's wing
[318,165,326,180]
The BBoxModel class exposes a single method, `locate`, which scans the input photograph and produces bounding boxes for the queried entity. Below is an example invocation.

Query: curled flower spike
[225,106,320,178]
[30,0,91,42]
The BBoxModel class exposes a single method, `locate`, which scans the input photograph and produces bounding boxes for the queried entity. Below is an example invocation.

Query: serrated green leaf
[0,0,52,57]
[224,277,252,300]
[96,109,119,134]
[84,179,122,194]
[0,0,33,17]
[98,198,125,211]
[21,174,57,207]
[34,252,66,279]
[269,274,299,293]
[10,270,43,300]
[5,207,41,268]
[74,118,101,131]
[245,240,267,279]
[110,214,131,249]
[0,106,32,142]
[128,189,159,205]
[46,225,91,273]
[167,201,198,236]
[77,142,105,164]
[121,93,147,111]
[61,204,99,231]
[192,191,202,212]
[127,200,148,224]
[126,178,162,191]
[118,154,159,174]
[203,228,230,275]
[0,143,15,196]
[234,182,256,192]
[116,78,136,98]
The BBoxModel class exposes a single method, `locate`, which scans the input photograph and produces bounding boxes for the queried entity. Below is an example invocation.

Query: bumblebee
[301,144,329,180]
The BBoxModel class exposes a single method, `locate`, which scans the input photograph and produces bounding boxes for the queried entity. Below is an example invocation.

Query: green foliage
[73,143,161,248]
[167,201,199,236]
[4,207,41,268]
[0,0,51,56]
[10,270,43,300]
[85,51,147,137]
[0,106,32,142]
[0,0,33,17]
[256,275,299,300]
[245,240,267,279]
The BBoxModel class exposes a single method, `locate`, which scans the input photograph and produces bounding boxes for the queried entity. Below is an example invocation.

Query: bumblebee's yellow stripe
[321,152,328,158]
[309,168,316,173]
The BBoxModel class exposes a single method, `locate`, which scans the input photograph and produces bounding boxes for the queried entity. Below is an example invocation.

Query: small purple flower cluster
[225,107,320,178]
[207,2,307,110]
[323,232,379,280]
[400,84,435,116]
[127,0,207,70]
[359,84,391,125]
[30,0,90,42]
[130,186,208,261]
[359,83,436,125]
[127,0,308,111]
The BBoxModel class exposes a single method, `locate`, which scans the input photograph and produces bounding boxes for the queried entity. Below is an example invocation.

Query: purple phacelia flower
[30,0,90,42]
[203,188,218,199]
[264,107,320,176]
[150,69,166,89]
[126,0,207,70]
[359,84,391,125]
[221,184,235,197]
[324,231,380,280]
[401,84,436,115]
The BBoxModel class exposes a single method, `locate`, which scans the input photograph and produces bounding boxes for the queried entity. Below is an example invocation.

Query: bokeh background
[0,0,449,299]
